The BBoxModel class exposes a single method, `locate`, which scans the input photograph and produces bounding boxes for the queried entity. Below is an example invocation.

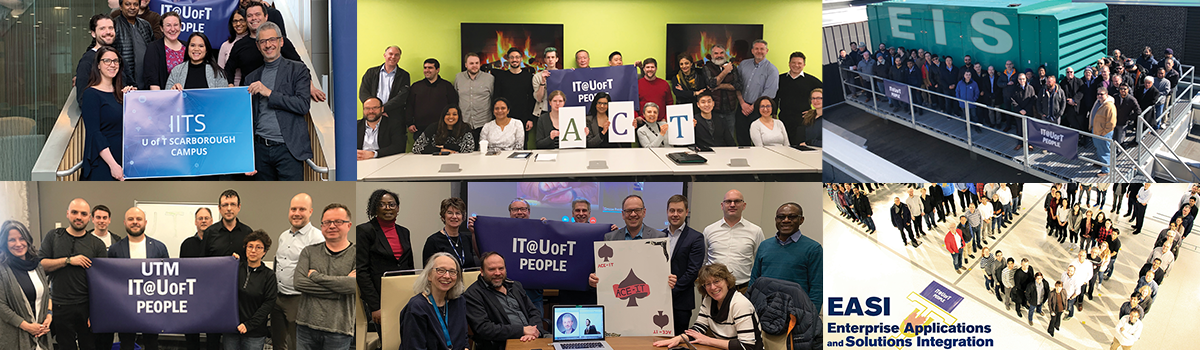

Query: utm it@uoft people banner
[546,65,640,110]
[87,257,239,333]
[150,0,241,49]
[123,87,254,179]
[474,216,614,291]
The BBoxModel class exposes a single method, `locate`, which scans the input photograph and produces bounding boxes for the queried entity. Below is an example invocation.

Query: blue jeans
[951,252,963,270]
[864,214,877,231]
[1004,203,1014,222]
[985,274,994,290]
[296,325,352,350]
[969,226,983,251]
[221,334,265,350]
[1094,131,1113,173]
[1096,190,1107,209]
[1026,303,1042,323]
[254,137,304,181]
[1066,295,1077,318]
[1104,257,1117,280]
[992,217,1003,236]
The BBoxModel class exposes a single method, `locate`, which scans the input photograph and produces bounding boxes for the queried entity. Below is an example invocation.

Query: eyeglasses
[246,245,265,251]
[509,207,530,212]
[722,199,744,205]
[364,106,383,111]
[378,202,398,209]
[622,208,645,214]
[701,280,724,289]
[776,214,801,221]
[256,36,282,45]
[434,267,458,276]
[100,58,120,66]
[320,220,350,227]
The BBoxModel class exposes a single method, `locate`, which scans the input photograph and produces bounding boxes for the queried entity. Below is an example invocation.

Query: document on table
[535,153,557,162]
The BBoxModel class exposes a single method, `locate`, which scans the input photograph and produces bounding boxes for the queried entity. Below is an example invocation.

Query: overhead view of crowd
[73,0,324,181]
[356,41,823,159]
[838,42,1185,176]
[357,189,821,350]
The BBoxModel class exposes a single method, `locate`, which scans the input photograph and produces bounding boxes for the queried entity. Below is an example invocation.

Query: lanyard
[441,230,465,265]
[428,294,453,349]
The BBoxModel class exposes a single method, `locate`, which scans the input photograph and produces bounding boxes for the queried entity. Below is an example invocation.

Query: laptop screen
[553,306,604,341]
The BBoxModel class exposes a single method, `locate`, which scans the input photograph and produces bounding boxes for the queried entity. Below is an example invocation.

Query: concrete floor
[824,183,1199,349]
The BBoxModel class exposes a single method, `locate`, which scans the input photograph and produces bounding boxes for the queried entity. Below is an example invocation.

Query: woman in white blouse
[637,102,670,148]
[748,96,789,147]
[479,98,525,151]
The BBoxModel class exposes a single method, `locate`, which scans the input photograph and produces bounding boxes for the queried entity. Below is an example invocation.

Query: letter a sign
[666,104,695,146]
[608,101,636,143]
[559,106,588,149]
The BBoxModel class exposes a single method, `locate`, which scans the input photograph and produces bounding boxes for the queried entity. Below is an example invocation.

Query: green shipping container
[866,0,1109,77]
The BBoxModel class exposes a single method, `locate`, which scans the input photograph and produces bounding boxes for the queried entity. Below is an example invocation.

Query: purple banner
[883,80,910,104]
[88,257,239,333]
[919,281,963,313]
[474,216,615,291]
[151,0,241,50]
[1025,119,1079,159]
[547,65,640,110]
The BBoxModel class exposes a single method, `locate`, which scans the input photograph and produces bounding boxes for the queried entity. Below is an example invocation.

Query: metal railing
[836,63,1195,182]
[31,1,335,181]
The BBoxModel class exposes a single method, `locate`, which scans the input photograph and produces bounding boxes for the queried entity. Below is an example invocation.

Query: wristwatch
[65,256,71,265]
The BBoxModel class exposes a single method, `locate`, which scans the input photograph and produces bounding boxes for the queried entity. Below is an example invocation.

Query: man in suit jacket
[244,22,312,181]
[1133,76,1160,127]
[357,97,406,160]
[359,46,410,130]
[104,207,170,350]
[662,195,706,336]
[891,197,919,247]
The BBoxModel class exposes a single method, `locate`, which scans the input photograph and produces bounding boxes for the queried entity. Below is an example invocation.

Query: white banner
[608,101,637,143]
[594,238,674,337]
[559,106,589,149]
[666,103,695,146]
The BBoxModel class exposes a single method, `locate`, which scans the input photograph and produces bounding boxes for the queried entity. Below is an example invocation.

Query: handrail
[32,3,334,181]
[837,65,1164,181]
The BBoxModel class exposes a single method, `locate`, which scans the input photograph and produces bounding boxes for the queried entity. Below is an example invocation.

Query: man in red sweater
[945,224,965,274]
[638,58,674,121]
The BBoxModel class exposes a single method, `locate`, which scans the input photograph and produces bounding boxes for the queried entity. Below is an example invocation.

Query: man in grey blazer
[244,21,313,181]
[359,46,410,134]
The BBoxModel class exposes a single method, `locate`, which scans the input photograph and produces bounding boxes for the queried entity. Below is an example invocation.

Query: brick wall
[1107,5,1188,67]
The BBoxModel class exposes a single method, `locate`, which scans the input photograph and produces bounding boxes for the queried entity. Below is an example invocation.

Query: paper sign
[666,103,695,146]
[559,106,588,149]
[595,239,674,337]
[609,101,636,143]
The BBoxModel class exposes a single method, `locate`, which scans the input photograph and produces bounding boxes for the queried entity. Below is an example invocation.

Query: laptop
[551,305,614,350]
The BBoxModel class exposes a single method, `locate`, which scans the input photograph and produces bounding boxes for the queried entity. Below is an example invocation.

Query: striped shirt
[689,291,762,350]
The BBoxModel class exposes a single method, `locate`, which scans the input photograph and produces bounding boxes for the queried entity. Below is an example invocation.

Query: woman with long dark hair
[81,46,136,181]
[587,92,617,148]
[166,32,228,90]
[414,106,476,154]
[218,9,249,85]
[0,220,51,350]
[478,98,525,151]
[672,53,707,105]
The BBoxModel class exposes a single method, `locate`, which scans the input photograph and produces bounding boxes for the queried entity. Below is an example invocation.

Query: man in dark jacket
[1134,76,1161,128]
[1008,74,1037,143]
[888,56,908,113]
[1024,272,1050,326]
[1060,68,1086,132]
[359,46,410,131]
[903,59,925,115]
[663,196,707,336]
[1012,259,1036,318]
[891,197,919,247]
[464,253,544,350]
[856,189,876,233]
[1037,76,1066,125]
[1113,85,1141,147]
[938,56,960,115]
[357,97,406,160]
[930,184,946,223]
[244,21,313,181]
[105,207,170,350]
[871,54,892,108]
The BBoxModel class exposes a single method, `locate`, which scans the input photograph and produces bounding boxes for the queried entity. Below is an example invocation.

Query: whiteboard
[134,201,219,259]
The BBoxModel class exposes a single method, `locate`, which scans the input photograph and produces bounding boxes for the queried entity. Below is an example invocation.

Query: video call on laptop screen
[553,306,604,341]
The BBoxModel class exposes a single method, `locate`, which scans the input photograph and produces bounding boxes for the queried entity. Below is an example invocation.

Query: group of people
[356,41,824,160]
[0,190,356,350]
[356,188,821,350]
[75,0,325,181]
[838,42,1184,177]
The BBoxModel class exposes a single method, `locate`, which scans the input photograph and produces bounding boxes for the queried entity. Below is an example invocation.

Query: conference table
[358,146,822,181]
[506,336,720,350]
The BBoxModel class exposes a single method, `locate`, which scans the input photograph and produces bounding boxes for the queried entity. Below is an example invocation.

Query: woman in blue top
[400,252,469,350]
[80,46,136,181]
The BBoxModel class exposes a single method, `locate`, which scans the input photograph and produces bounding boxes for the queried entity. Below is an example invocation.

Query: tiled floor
[824,183,1198,349]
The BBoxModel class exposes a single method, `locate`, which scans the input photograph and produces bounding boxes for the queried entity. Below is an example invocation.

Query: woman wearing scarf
[0,220,51,350]
[672,54,707,106]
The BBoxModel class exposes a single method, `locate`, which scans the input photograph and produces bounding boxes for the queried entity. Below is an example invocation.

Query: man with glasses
[357,97,405,160]
[703,189,765,292]
[271,193,324,350]
[295,203,356,350]
[244,20,313,181]
[181,207,214,350]
[493,48,537,132]
[588,195,675,293]
[225,3,324,101]
[204,189,254,260]
[751,202,821,309]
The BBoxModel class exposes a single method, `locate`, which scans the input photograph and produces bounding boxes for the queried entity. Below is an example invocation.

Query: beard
[70,220,88,231]
[712,57,728,66]
[126,227,145,237]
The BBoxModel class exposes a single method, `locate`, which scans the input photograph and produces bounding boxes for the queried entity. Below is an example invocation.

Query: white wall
[689,182,822,245]
[355,182,456,269]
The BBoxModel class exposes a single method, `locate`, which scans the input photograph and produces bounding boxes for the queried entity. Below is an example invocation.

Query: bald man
[272,193,325,350]
[104,207,170,350]
[40,198,108,350]
[703,189,765,292]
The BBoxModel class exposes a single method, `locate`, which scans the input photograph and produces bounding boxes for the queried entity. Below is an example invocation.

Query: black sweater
[422,231,479,269]
[235,261,278,337]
